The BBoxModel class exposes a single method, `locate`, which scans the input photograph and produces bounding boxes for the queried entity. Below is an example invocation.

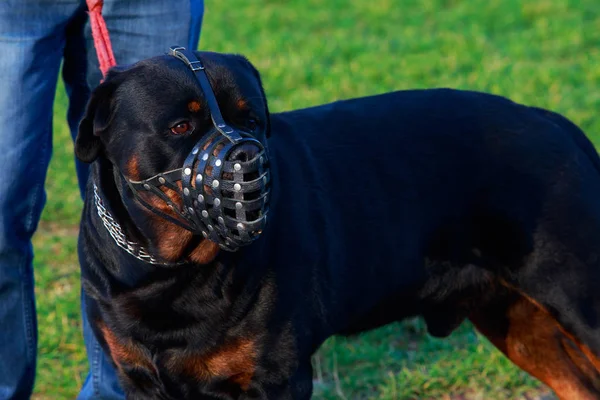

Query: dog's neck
[95,157,222,266]
[84,162,268,344]
[93,160,165,259]
[85,161,179,285]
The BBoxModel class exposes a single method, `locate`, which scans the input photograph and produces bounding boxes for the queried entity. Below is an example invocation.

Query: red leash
[86,0,116,79]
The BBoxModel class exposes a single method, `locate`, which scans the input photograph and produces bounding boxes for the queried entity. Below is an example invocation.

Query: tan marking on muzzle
[189,240,220,264]
[126,155,141,181]
[236,98,248,111]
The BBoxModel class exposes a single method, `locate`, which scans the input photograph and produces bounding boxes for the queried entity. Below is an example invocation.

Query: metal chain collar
[93,183,180,266]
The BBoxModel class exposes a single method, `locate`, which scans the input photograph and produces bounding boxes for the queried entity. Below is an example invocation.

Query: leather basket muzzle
[124,47,270,252]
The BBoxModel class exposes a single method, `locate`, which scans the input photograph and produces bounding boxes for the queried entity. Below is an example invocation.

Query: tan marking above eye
[188,101,202,113]
[236,98,248,111]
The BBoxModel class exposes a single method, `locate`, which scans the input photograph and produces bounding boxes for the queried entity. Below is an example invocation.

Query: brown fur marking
[142,182,219,263]
[171,338,258,390]
[202,138,214,151]
[188,240,220,264]
[471,293,600,400]
[151,217,194,260]
[236,98,248,111]
[99,323,155,374]
[212,143,224,156]
[188,100,202,113]
[127,155,141,180]
[145,184,187,259]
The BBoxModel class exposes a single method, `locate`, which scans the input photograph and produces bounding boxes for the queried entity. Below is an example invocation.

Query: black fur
[76,51,600,399]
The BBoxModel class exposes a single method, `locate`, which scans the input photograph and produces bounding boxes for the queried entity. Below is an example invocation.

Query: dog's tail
[532,107,600,175]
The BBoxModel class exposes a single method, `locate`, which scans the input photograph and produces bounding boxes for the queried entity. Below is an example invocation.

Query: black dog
[76,49,600,399]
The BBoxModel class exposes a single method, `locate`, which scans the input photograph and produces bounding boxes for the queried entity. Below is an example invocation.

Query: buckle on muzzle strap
[122,47,270,252]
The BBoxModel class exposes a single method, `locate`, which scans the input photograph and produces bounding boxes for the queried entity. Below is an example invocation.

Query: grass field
[32,0,599,398]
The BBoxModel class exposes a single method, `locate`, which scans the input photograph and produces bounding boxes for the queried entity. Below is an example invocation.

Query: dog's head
[75,50,271,264]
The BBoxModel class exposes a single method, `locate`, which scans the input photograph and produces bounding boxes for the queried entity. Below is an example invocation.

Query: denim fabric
[0,1,203,399]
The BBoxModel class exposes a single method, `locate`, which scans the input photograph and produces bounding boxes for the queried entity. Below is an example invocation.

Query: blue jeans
[0,1,203,399]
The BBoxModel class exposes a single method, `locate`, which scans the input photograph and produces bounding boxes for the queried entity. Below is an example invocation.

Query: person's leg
[189,0,204,51]
[63,4,92,199]
[76,1,204,398]
[0,1,80,398]
[85,0,205,88]
[62,6,126,398]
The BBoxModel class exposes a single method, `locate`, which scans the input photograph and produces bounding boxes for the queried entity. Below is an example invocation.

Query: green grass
[33,0,599,398]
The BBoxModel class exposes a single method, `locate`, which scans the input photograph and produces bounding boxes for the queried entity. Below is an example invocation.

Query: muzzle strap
[169,47,244,144]
[125,171,195,232]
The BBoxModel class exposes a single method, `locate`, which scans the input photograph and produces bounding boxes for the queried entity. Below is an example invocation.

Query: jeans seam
[19,265,35,378]
[21,128,50,367]
[93,339,101,397]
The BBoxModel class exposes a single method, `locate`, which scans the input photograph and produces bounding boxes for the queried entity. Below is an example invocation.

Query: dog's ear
[235,56,272,138]
[75,68,124,163]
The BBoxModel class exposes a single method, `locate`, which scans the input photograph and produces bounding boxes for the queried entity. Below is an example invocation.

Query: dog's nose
[227,142,261,162]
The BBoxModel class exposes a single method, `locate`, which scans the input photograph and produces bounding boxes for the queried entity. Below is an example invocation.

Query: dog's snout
[227,142,261,162]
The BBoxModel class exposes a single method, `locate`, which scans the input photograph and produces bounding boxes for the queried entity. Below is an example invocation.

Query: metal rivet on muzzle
[212,180,219,188]
[214,198,221,207]
[215,159,222,167]
[234,163,241,171]
[198,194,204,202]
[143,183,151,190]
[234,183,241,191]
[235,202,242,210]
[201,210,208,218]
[183,188,190,196]
[202,153,208,161]
[197,174,202,182]
[184,168,191,175]
[237,223,244,230]
[158,177,166,184]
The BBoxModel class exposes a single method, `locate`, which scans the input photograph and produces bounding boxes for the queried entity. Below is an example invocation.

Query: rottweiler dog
[76,48,600,400]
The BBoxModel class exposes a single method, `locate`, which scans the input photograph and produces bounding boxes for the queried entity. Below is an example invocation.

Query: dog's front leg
[249,361,313,400]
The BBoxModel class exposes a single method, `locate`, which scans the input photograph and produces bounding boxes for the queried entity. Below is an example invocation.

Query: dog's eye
[171,121,192,135]
[245,119,258,132]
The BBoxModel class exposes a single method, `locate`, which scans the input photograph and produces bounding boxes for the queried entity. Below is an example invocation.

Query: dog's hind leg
[470,198,600,398]
[470,289,600,400]
[474,121,600,398]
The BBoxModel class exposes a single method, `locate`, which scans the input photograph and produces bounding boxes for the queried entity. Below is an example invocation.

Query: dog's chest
[100,322,259,393]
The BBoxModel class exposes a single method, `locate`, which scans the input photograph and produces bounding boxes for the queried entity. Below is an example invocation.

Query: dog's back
[256,88,600,342]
